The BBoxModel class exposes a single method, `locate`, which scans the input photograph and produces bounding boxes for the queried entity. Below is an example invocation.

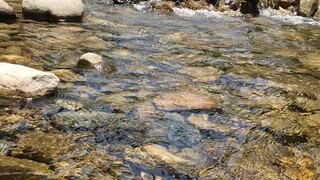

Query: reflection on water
[0,0,320,179]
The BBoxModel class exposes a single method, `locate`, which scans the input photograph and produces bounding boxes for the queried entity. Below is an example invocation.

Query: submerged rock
[153,90,217,111]
[12,131,76,164]
[51,69,85,82]
[143,144,191,164]
[22,0,84,21]
[298,0,319,17]
[0,62,60,98]
[0,0,16,21]
[179,66,220,82]
[50,111,127,131]
[0,155,52,179]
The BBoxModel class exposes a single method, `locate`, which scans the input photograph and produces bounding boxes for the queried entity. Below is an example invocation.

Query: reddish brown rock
[153,91,217,111]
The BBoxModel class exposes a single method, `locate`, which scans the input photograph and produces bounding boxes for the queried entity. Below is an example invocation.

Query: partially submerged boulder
[298,0,319,17]
[22,0,84,21]
[0,0,16,21]
[0,63,60,98]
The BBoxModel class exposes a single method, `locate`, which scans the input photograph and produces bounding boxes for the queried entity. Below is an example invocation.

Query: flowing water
[0,0,320,179]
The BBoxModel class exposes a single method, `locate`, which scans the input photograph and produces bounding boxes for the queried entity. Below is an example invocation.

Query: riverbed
[0,0,320,179]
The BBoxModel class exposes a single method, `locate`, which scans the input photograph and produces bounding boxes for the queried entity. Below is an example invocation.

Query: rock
[179,66,220,82]
[180,0,209,10]
[314,7,320,19]
[151,1,174,12]
[240,0,260,16]
[298,0,319,17]
[11,131,76,164]
[143,144,190,164]
[77,53,103,71]
[0,155,52,179]
[50,111,126,131]
[0,62,60,98]
[22,0,84,21]
[0,0,16,21]
[51,69,85,82]
[153,90,217,111]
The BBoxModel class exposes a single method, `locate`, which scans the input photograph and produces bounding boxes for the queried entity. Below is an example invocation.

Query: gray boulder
[0,62,60,98]
[22,0,84,21]
[0,0,16,21]
[298,0,319,17]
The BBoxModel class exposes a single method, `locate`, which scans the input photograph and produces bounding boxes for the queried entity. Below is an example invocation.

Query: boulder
[0,0,16,21]
[313,5,320,18]
[22,0,84,21]
[153,90,217,111]
[151,1,174,12]
[298,0,319,17]
[0,62,60,98]
[240,0,260,16]
[77,53,103,71]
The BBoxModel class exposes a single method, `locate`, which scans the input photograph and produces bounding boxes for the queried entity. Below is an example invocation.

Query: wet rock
[51,69,85,82]
[180,0,209,10]
[50,111,127,131]
[22,0,84,21]
[0,155,52,179]
[153,90,217,111]
[143,144,191,164]
[298,0,319,17]
[240,0,260,16]
[314,7,320,19]
[151,1,174,12]
[0,62,60,98]
[12,131,76,164]
[0,0,16,21]
[77,52,103,71]
[0,140,15,155]
[179,66,220,82]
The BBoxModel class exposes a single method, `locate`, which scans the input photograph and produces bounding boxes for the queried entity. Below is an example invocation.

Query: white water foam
[173,7,226,18]
[260,8,320,25]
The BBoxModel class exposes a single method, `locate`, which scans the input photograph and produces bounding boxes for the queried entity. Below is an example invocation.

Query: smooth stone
[153,90,217,111]
[143,144,190,164]
[0,62,59,98]
[22,0,84,21]
[0,0,16,21]
[77,53,103,71]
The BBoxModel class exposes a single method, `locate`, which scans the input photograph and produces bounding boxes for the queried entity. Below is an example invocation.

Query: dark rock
[240,0,260,16]
[0,0,16,22]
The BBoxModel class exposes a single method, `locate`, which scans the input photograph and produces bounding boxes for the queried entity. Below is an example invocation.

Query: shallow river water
[0,0,320,179]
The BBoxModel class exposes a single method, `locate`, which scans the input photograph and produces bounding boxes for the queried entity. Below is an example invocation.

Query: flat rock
[179,66,220,82]
[0,0,16,20]
[22,0,84,21]
[0,155,52,179]
[12,131,76,164]
[0,62,60,98]
[143,144,190,164]
[153,90,217,111]
[50,111,126,131]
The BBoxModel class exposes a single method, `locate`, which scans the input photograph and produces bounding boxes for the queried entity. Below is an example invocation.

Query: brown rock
[179,66,220,82]
[153,90,217,111]
[12,131,76,164]
[151,1,174,12]
[298,0,319,17]
[0,155,51,179]
[143,144,190,164]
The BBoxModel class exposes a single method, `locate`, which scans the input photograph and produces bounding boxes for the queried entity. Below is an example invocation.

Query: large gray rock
[22,0,84,21]
[0,63,60,98]
[0,0,16,20]
[77,53,103,71]
[298,0,319,17]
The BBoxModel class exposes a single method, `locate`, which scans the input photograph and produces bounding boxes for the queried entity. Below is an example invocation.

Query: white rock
[0,63,60,98]
[22,0,84,21]
[77,53,103,71]
[0,0,16,19]
[143,144,190,164]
